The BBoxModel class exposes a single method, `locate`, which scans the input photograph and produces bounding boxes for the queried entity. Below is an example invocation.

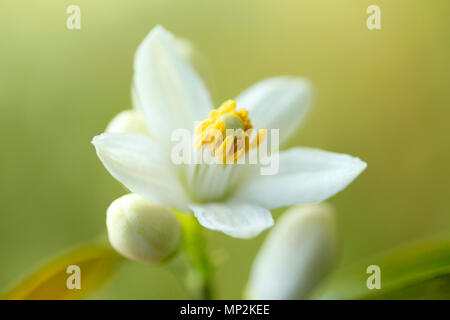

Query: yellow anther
[194,100,267,163]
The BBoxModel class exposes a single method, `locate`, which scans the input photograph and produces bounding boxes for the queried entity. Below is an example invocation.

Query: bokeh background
[1,0,449,299]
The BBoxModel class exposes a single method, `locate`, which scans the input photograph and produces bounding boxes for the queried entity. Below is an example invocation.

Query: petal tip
[147,24,173,43]
[234,214,274,240]
[354,157,368,175]
[91,134,103,146]
[277,75,313,92]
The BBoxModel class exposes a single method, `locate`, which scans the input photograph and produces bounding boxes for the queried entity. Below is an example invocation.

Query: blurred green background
[1,0,449,299]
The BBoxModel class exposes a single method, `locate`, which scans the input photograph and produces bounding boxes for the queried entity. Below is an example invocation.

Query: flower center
[194,100,266,163]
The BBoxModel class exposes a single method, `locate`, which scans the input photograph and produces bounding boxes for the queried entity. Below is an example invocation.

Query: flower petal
[189,202,274,239]
[105,110,150,135]
[233,147,367,209]
[236,76,312,145]
[131,37,208,113]
[247,203,338,300]
[92,133,189,210]
[134,26,213,141]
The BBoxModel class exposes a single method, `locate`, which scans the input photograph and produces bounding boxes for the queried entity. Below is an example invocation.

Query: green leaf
[2,244,124,300]
[314,239,450,300]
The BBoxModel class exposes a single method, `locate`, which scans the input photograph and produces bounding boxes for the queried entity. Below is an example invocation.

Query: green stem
[171,211,214,300]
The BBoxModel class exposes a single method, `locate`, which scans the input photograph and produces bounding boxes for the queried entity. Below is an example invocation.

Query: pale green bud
[247,203,338,300]
[105,110,149,135]
[106,193,182,263]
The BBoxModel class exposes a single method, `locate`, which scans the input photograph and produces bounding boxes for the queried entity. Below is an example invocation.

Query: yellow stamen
[194,100,267,163]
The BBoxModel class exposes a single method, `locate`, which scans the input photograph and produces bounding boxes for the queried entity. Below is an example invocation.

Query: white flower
[92,25,367,239]
[246,203,338,299]
[107,193,182,263]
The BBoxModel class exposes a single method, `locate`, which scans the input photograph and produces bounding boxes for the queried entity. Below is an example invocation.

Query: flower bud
[106,193,182,263]
[246,203,338,300]
[105,110,149,135]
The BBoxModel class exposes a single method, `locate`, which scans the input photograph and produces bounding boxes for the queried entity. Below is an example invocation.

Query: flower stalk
[171,211,214,300]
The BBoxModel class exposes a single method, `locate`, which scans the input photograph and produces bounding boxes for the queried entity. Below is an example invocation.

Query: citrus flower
[92,25,367,239]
